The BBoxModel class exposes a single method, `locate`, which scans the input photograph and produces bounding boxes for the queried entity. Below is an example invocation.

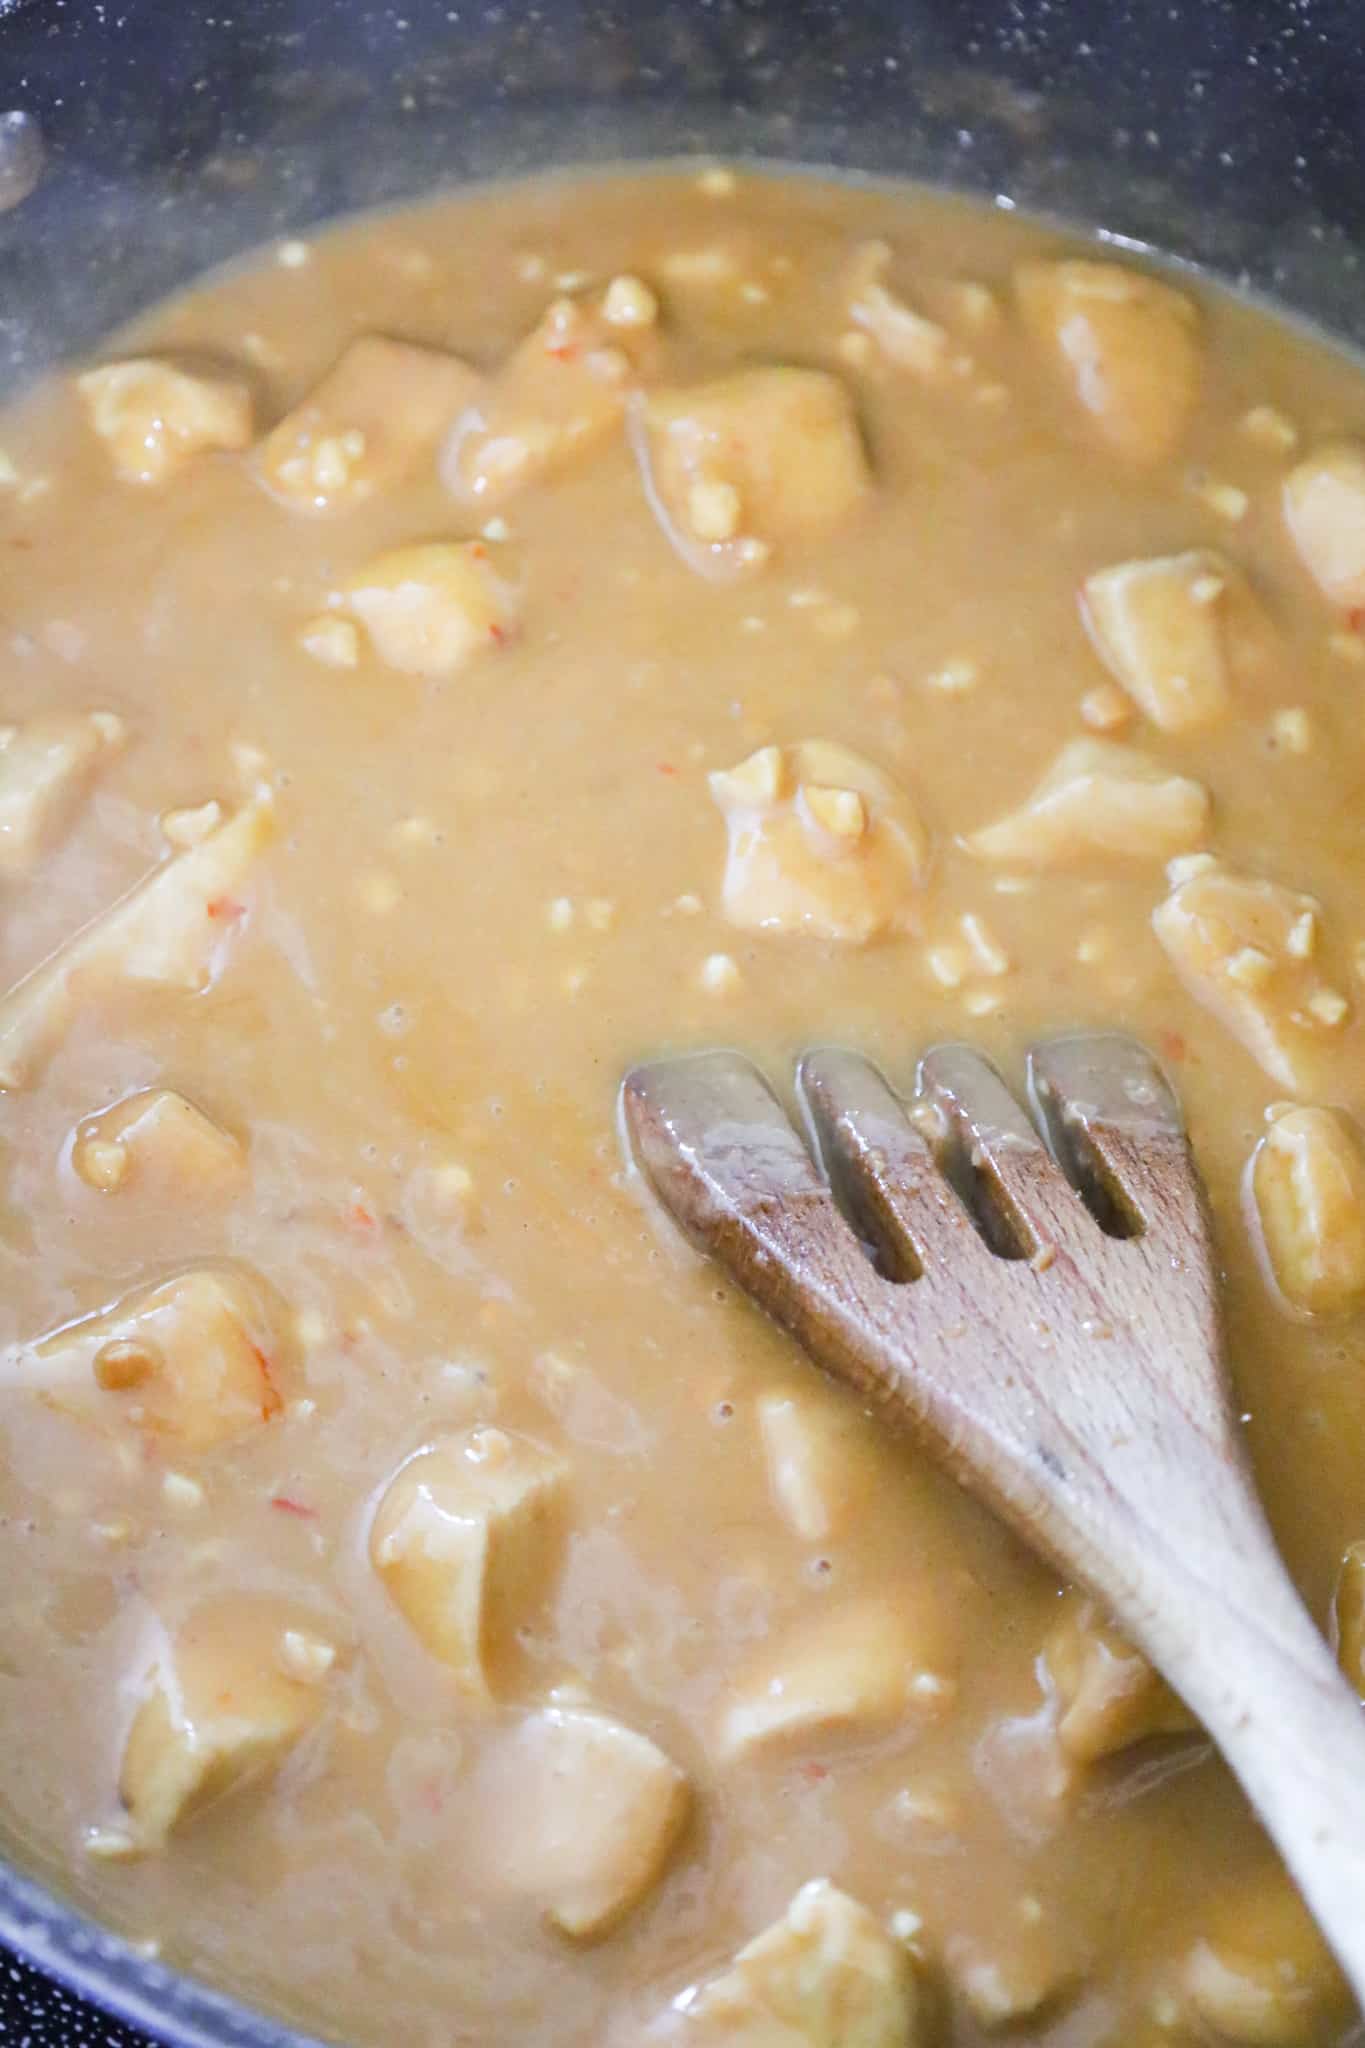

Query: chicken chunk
[948,1929,1078,2033]
[478,1707,690,1939]
[1081,551,1275,733]
[1015,259,1200,464]
[257,335,481,514]
[118,1598,328,1849]
[1334,1541,1365,1696]
[709,741,928,944]
[679,1880,924,2048]
[1152,864,1348,1094]
[343,541,518,678]
[369,1426,564,1696]
[845,240,953,379]
[635,369,870,579]
[71,1088,243,1199]
[0,798,272,1090]
[965,739,1209,867]
[1250,1107,1365,1317]
[1043,1594,1195,1763]
[0,711,126,877]
[22,1265,284,1451]
[717,1596,954,1763]
[443,286,654,505]
[1283,442,1365,608]
[77,357,253,485]
[1180,1873,1350,2045]
[757,1391,863,1545]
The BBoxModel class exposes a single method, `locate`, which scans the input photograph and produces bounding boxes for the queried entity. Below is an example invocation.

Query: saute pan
[0,1,1362,2042]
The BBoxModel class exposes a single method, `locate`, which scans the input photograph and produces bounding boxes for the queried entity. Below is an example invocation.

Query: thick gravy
[2,166,1365,2047]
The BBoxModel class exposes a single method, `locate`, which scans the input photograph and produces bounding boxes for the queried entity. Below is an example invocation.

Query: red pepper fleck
[271,1495,317,1520]
[349,1201,377,1232]
[657,761,678,777]
[546,343,578,362]
[251,1343,283,1421]
[1157,1028,1187,1064]
[470,542,487,560]
[1349,606,1365,633]
[799,1761,830,1783]
[206,896,244,922]
[488,621,507,646]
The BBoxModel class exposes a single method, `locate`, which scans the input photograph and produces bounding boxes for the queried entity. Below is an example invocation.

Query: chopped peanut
[0,711,126,876]
[717,1596,954,1762]
[1283,441,1365,607]
[24,1266,285,1452]
[710,739,928,944]
[1153,863,1347,1093]
[0,798,272,1089]
[635,368,870,579]
[118,1598,328,1848]
[476,1707,689,1939]
[680,1880,926,2046]
[1250,1107,1365,1317]
[965,739,1209,867]
[257,336,479,514]
[370,1426,564,1696]
[1081,550,1275,733]
[77,357,253,485]
[343,542,518,678]
[1015,259,1200,464]
[1043,1593,1195,1762]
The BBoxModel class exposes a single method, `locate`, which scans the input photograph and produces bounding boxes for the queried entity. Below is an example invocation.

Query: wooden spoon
[622,1032,1365,2002]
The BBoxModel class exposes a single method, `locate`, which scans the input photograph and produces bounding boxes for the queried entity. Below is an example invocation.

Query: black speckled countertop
[3,1950,146,2045]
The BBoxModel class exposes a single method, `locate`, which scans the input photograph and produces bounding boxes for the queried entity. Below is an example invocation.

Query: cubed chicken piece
[1333,1541,1365,1695]
[77,357,253,485]
[119,1598,328,1849]
[0,711,126,877]
[1180,1873,1351,2045]
[369,1426,564,1696]
[757,1390,863,1545]
[0,798,272,1090]
[948,1929,1078,2033]
[710,741,928,944]
[845,240,953,379]
[680,1880,925,2048]
[1043,1593,1195,1763]
[965,739,1209,867]
[479,1707,690,1939]
[343,541,518,678]
[1152,865,1347,1094]
[256,335,481,514]
[717,1596,954,1763]
[1283,443,1365,608]
[1081,551,1275,733]
[71,1088,243,1199]
[1015,259,1200,464]
[26,1265,283,1451]
[1251,1107,1365,1317]
[635,369,870,579]
[443,287,653,505]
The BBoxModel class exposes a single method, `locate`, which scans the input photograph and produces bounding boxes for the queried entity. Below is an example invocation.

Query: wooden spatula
[622,1032,1365,2001]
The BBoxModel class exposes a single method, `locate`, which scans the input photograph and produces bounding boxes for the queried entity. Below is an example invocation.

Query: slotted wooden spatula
[622,1032,1365,2001]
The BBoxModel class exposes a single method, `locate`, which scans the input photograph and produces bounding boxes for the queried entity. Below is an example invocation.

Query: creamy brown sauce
[1,166,1365,2047]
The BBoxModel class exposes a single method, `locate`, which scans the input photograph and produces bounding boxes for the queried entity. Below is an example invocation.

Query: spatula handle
[1124,1514,1365,2003]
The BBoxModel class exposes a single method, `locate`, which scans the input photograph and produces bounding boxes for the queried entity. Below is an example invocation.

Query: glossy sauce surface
[1,168,1365,2047]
